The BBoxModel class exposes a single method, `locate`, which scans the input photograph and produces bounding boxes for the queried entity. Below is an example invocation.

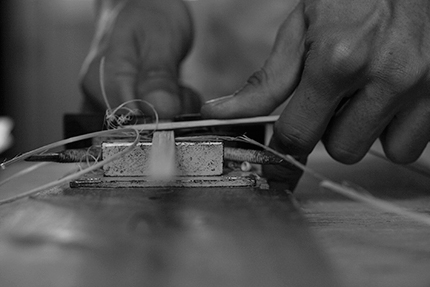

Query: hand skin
[202,0,430,190]
[80,0,201,119]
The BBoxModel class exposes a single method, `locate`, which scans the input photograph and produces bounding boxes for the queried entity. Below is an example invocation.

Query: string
[238,135,430,226]
[0,128,140,205]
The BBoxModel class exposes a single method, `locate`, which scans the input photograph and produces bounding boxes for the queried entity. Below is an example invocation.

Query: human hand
[202,0,430,189]
[80,0,200,119]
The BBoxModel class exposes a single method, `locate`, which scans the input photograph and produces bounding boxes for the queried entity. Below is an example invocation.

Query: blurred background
[0,0,294,158]
[1,0,94,157]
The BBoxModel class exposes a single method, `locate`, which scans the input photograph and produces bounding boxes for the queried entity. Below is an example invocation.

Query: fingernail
[204,94,234,105]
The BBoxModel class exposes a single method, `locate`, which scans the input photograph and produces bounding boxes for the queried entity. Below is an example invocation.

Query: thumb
[136,80,202,120]
[201,2,306,119]
[135,69,183,119]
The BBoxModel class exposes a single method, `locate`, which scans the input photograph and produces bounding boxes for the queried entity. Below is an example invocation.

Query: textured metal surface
[103,141,224,177]
[70,166,265,189]
[71,175,258,189]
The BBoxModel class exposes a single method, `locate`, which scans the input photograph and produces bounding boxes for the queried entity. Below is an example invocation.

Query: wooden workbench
[0,142,430,287]
[295,143,430,287]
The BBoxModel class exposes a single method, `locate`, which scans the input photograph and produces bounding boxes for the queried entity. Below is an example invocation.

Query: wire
[0,128,140,205]
[239,135,430,227]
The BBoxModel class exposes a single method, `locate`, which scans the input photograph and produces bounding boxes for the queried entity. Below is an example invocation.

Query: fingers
[80,0,194,119]
[274,50,368,157]
[321,83,397,164]
[178,85,203,115]
[80,3,142,112]
[320,43,430,163]
[297,0,430,164]
[277,2,389,158]
[381,95,430,164]
[201,2,306,119]
[132,5,192,118]
[262,135,307,191]
[199,2,309,191]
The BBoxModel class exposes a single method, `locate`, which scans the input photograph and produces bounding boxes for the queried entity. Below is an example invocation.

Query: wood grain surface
[295,143,430,287]
[0,167,337,287]
[1,142,430,287]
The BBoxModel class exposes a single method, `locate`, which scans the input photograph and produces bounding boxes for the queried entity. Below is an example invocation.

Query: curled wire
[99,56,159,137]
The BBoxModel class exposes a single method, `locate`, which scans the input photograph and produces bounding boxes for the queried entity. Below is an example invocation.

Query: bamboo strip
[128,115,279,131]
[149,130,177,180]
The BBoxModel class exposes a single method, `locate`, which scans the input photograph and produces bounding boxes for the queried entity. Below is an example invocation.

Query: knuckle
[246,68,270,88]
[328,42,362,75]
[372,51,427,92]
[244,67,281,106]
[307,34,368,81]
